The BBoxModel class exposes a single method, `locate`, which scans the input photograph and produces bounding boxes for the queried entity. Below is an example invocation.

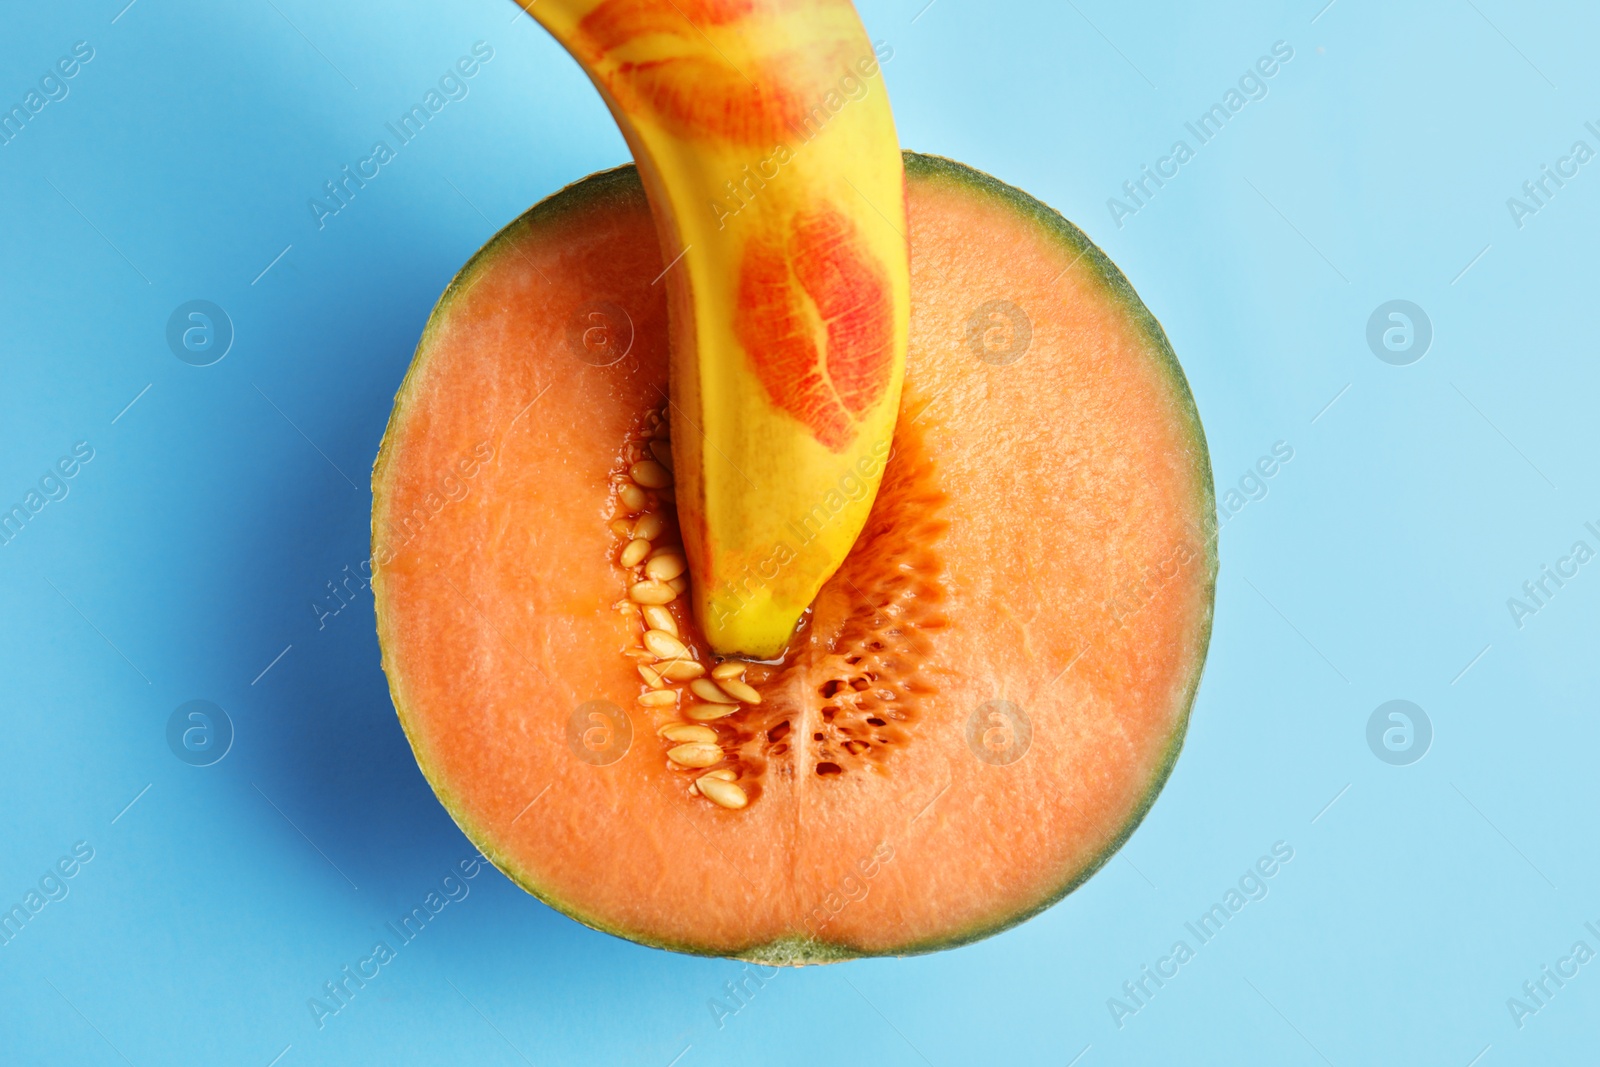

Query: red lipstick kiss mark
[580,0,755,52]
[734,205,894,451]
[578,0,841,145]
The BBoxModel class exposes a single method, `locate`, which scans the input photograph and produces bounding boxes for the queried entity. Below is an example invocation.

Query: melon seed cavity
[610,406,757,811]
[608,401,947,808]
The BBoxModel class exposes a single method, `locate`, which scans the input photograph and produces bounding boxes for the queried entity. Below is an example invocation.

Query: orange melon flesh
[372,153,1216,962]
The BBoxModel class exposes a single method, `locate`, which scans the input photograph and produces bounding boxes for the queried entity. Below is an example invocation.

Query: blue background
[2,0,1595,1063]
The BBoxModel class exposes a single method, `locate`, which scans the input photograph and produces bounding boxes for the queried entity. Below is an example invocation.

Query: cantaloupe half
[371,154,1216,962]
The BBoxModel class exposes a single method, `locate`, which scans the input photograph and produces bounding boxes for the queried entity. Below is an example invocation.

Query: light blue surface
[2,0,1595,1063]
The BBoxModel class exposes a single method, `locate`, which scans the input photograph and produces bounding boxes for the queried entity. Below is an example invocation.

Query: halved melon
[372,153,1216,962]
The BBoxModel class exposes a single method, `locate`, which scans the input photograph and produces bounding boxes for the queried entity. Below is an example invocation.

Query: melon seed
[696,777,748,809]
[658,723,717,743]
[642,605,677,636]
[684,702,737,722]
[688,767,737,797]
[643,629,689,661]
[630,460,672,489]
[644,553,687,582]
[716,677,762,705]
[608,416,751,808]
[629,581,676,604]
[657,658,705,681]
[689,678,737,704]
[666,742,721,768]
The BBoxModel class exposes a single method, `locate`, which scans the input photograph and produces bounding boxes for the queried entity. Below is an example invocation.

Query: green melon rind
[372,153,1217,966]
